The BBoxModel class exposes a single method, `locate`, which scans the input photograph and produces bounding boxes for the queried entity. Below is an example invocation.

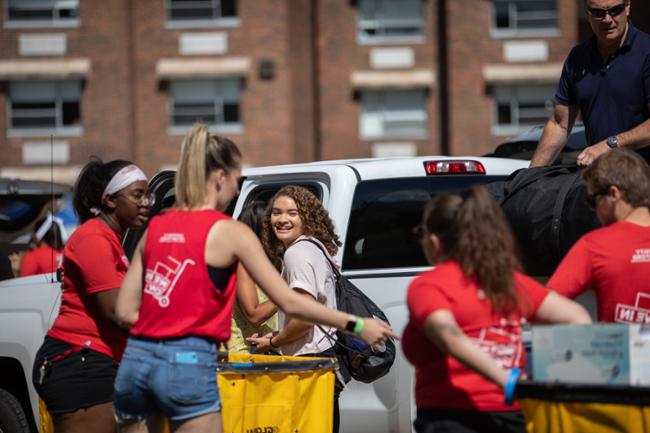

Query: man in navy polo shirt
[531,0,650,167]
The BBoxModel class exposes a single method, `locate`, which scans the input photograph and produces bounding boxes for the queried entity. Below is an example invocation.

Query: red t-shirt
[402,261,549,412]
[48,218,128,361]
[20,245,62,276]
[548,221,650,323]
[130,210,237,342]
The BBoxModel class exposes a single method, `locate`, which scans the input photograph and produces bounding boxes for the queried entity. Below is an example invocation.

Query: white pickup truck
[0,155,528,433]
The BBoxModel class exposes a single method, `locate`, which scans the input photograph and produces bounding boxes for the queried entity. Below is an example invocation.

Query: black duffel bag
[486,164,601,276]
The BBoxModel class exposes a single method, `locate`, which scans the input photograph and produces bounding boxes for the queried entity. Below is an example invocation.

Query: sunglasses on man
[585,186,611,210]
[586,2,627,19]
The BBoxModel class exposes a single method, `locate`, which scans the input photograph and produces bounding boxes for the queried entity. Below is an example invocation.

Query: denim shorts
[113,336,219,422]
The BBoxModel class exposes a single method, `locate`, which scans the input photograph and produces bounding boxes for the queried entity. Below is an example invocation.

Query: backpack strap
[550,171,582,259]
[294,239,370,356]
[294,238,341,278]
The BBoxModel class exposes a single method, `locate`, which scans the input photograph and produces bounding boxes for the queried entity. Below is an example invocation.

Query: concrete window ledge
[351,69,436,89]
[0,58,90,80]
[156,57,251,79]
[483,63,563,84]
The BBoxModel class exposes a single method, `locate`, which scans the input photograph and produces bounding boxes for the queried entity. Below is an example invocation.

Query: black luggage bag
[486,165,601,276]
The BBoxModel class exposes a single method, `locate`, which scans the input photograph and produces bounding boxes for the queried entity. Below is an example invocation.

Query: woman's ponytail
[175,123,242,209]
[423,186,521,314]
[176,124,210,208]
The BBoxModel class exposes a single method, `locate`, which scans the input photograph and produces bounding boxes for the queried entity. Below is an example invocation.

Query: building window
[169,79,242,133]
[358,0,423,43]
[8,81,82,135]
[166,0,238,27]
[5,0,79,27]
[360,90,427,139]
[493,85,555,135]
[492,0,558,36]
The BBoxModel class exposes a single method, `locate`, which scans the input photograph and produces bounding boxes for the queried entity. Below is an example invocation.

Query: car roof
[0,178,71,196]
[243,155,528,180]
[507,124,587,150]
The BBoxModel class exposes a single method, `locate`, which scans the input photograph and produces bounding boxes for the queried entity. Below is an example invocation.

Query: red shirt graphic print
[131,210,237,342]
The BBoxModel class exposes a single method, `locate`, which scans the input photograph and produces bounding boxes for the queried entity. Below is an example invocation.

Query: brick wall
[447,0,579,156]
[130,0,300,175]
[317,0,440,159]
[0,0,134,170]
[0,0,588,180]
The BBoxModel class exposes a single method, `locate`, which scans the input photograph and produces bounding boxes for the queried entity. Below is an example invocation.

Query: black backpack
[298,239,396,384]
[486,164,601,276]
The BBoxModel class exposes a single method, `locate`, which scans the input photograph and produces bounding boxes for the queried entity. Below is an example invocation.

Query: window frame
[359,89,428,140]
[357,0,424,44]
[491,84,556,136]
[167,78,243,135]
[7,80,83,138]
[490,0,559,39]
[164,0,240,29]
[4,0,80,28]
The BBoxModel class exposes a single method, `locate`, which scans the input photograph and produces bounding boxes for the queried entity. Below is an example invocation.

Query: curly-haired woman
[248,185,345,433]
[115,130,394,433]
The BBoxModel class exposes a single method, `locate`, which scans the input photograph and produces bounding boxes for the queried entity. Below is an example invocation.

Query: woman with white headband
[20,213,67,277]
[32,158,152,433]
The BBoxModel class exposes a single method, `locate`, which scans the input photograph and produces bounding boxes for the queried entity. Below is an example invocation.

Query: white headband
[35,213,69,244]
[90,164,148,216]
[102,164,148,198]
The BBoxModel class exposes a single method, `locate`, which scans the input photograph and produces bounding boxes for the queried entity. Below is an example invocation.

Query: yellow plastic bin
[40,352,338,433]
[517,382,650,433]
[218,353,338,433]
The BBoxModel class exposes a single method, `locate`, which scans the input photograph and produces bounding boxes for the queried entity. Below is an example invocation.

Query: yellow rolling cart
[40,352,338,433]
[517,382,650,433]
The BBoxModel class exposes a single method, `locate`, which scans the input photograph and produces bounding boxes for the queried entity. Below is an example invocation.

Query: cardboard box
[532,324,650,385]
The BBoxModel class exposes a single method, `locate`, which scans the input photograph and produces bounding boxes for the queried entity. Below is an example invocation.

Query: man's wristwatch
[606,136,618,148]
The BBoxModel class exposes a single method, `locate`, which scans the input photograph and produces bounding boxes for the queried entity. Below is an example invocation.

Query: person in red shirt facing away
[403,186,591,433]
[32,159,152,433]
[548,149,650,323]
[20,214,67,277]
[113,123,396,433]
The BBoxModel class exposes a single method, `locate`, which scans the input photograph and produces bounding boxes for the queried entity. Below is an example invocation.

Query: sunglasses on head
[587,2,627,19]
[585,186,611,210]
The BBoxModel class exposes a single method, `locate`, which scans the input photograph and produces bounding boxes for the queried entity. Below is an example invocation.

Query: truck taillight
[424,160,486,175]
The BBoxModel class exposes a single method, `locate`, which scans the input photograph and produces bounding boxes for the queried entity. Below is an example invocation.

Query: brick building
[0,0,646,182]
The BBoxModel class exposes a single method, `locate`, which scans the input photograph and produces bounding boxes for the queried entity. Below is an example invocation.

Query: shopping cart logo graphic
[471,326,522,369]
[144,256,196,307]
[615,292,650,324]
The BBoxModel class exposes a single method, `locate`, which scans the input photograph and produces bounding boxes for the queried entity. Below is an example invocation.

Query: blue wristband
[504,367,521,405]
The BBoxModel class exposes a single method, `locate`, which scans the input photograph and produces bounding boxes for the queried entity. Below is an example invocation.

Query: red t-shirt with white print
[48,218,128,361]
[548,221,650,323]
[130,210,237,342]
[402,261,549,411]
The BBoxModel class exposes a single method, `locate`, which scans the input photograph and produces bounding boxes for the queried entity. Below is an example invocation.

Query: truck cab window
[343,176,507,271]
